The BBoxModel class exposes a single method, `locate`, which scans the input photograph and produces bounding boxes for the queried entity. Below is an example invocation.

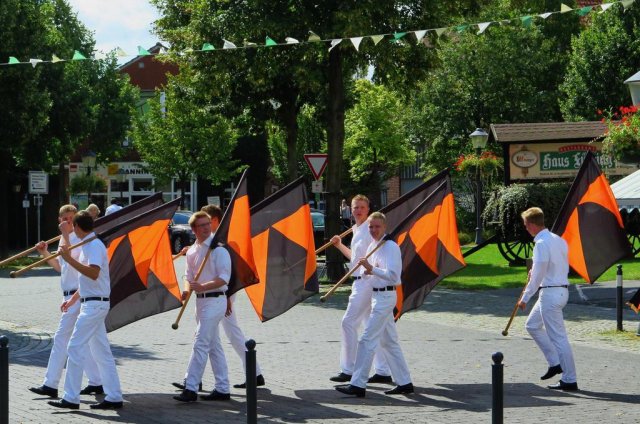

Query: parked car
[310,209,352,250]
[169,211,196,254]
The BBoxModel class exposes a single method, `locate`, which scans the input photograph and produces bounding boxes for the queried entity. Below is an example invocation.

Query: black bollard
[617,265,623,332]
[0,336,8,424]
[492,352,504,424]
[245,339,257,424]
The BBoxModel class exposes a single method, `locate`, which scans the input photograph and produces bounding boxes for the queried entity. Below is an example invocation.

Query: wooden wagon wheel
[496,230,534,266]
[622,208,640,257]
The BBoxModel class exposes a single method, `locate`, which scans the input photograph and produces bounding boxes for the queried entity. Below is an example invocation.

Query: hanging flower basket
[600,105,640,165]
[454,151,503,177]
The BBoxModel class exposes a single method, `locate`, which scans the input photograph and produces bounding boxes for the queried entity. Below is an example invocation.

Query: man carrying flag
[517,207,578,392]
[335,212,413,398]
[174,211,232,403]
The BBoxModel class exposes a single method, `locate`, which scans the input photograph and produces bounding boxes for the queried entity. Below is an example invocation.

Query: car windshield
[173,213,191,225]
[311,212,324,228]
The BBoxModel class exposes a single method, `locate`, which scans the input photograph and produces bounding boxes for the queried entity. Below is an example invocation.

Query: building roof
[490,121,607,143]
[118,43,178,91]
[611,169,640,208]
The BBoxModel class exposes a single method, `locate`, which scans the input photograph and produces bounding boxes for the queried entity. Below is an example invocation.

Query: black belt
[63,289,77,296]
[540,285,568,289]
[352,276,362,280]
[80,297,109,303]
[196,291,225,298]
[373,286,396,292]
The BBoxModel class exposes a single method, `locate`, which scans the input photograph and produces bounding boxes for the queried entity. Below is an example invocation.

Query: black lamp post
[470,128,489,245]
[81,151,96,203]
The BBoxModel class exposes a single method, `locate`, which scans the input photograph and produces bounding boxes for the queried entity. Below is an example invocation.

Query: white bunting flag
[29,58,42,68]
[539,12,553,19]
[560,3,573,13]
[621,0,634,10]
[350,37,363,51]
[285,37,299,44]
[477,22,491,34]
[435,28,447,37]
[329,39,342,52]
[414,30,427,44]
[115,47,128,57]
[223,39,237,49]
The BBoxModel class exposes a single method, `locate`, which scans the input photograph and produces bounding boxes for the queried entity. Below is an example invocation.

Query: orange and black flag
[94,192,164,233]
[98,198,182,332]
[628,288,640,313]
[387,176,466,319]
[212,169,259,296]
[551,151,631,283]
[247,178,318,322]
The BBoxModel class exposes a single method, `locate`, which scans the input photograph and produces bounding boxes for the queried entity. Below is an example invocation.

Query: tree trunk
[326,48,346,281]
[281,100,299,182]
[0,155,8,257]
[58,161,67,205]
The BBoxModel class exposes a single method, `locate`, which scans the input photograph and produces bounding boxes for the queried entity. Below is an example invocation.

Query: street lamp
[81,151,96,203]
[624,71,640,106]
[470,128,489,245]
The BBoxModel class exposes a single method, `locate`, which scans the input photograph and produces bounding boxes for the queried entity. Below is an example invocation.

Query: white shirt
[363,237,402,289]
[105,204,123,215]
[77,232,111,298]
[58,232,81,292]
[521,228,569,304]
[186,233,231,292]
[350,221,373,277]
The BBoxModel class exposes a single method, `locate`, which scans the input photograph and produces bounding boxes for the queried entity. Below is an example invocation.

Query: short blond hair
[189,210,210,227]
[369,211,386,223]
[521,207,544,227]
[59,204,77,216]
[351,194,370,206]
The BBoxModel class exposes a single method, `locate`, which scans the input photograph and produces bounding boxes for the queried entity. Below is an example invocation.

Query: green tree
[130,71,239,208]
[560,4,640,121]
[344,80,415,207]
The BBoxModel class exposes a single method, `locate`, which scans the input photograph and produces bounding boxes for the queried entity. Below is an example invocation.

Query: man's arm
[36,241,61,273]
[59,245,100,280]
[330,235,351,259]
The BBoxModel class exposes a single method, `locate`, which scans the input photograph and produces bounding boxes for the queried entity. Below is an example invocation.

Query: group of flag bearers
[11,151,640,411]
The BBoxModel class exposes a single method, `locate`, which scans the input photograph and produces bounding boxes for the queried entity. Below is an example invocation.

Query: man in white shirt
[29,205,102,399]
[335,212,413,397]
[49,210,123,410]
[518,207,578,391]
[330,195,391,384]
[105,199,122,216]
[174,211,232,402]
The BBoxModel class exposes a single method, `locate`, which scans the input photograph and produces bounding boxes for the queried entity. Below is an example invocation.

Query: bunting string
[0,1,635,67]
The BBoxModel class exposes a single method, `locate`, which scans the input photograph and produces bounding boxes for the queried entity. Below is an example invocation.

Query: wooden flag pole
[320,239,386,303]
[502,260,532,336]
[171,247,213,330]
[9,236,95,278]
[0,235,61,267]
[315,227,353,255]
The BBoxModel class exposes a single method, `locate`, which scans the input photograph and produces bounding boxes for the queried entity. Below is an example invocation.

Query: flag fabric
[387,176,466,319]
[247,178,318,322]
[94,192,164,234]
[211,169,259,296]
[551,152,631,283]
[99,198,182,332]
[628,287,640,313]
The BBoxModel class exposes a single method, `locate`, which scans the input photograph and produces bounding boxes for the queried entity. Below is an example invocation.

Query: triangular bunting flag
[51,54,63,63]
[576,5,593,16]
[8,57,20,64]
[29,58,42,68]
[455,24,468,33]
[308,31,321,42]
[435,28,447,37]
[539,12,553,19]
[622,0,634,10]
[115,47,128,57]
[414,30,427,43]
[137,46,151,56]
[521,15,533,27]
[371,34,385,45]
[600,3,615,12]
[201,42,215,51]
[477,22,492,34]
[265,36,277,46]
[72,50,86,60]
[560,3,573,13]
[393,32,407,40]
[329,38,342,52]
[285,37,299,44]
[244,40,257,47]
[350,37,363,51]
[223,39,237,49]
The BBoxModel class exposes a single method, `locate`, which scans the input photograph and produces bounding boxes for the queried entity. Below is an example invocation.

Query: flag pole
[320,240,386,302]
[0,235,61,267]
[171,247,214,330]
[315,228,353,255]
[502,262,532,336]
[9,236,95,278]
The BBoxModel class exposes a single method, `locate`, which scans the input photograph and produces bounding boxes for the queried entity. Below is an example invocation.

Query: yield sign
[304,153,328,180]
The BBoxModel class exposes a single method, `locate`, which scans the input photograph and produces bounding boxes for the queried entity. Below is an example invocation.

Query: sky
[67,0,161,56]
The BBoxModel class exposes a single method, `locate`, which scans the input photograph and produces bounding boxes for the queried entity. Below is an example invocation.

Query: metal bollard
[492,352,503,424]
[1,336,8,424]
[617,265,623,332]
[245,339,257,424]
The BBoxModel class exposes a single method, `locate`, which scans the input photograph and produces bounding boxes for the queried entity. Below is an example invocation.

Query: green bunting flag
[577,5,593,16]
[137,46,151,56]
[202,42,215,51]
[8,57,19,64]
[455,24,469,33]
[265,36,277,46]
[521,15,533,27]
[393,32,407,40]
[72,50,86,60]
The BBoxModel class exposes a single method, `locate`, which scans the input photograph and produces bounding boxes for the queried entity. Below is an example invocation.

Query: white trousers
[43,295,101,389]
[185,296,228,393]
[221,295,262,376]
[63,301,122,404]
[340,280,390,376]
[525,287,577,383]
[351,291,412,389]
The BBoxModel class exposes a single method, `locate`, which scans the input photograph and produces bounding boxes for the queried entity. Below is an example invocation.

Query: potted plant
[454,151,503,177]
[600,105,640,165]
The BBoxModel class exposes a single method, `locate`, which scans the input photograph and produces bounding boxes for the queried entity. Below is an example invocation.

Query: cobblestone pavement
[1,261,639,423]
